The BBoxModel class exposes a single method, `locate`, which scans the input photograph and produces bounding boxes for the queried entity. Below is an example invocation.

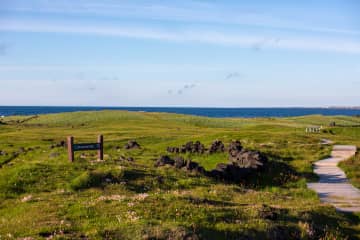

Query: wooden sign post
[67,135,104,162]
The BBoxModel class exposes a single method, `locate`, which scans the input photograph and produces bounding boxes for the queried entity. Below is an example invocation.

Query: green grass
[339,153,360,189]
[0,111,359,239]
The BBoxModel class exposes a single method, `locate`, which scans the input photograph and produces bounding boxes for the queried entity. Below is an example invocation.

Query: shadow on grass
[123,168,179,193]
[236,160,299,189]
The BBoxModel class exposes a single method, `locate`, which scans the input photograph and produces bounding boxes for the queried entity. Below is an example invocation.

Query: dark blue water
[0,106,360,118]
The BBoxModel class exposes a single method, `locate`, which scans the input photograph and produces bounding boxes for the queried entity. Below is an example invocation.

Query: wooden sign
[67,135,103,162]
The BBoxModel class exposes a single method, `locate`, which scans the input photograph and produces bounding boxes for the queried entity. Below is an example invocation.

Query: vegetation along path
[308,145,360,212]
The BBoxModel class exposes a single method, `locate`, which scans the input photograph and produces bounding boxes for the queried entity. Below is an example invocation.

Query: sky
[0,0,359,107]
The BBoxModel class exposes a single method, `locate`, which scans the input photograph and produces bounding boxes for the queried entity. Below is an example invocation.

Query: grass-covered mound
[0,111,360,239]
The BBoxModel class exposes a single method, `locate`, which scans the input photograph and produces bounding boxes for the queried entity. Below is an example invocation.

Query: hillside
[0,111,359,239]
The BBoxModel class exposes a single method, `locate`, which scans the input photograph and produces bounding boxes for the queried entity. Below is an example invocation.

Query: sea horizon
[1,106,360,118]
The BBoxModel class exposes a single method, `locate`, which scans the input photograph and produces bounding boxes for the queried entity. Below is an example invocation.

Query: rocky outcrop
[159,139,267,182]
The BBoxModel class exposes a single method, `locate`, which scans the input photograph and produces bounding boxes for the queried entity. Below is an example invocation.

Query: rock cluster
[167,141,206,154]
[124,140,141,150]
[154,155,205,173]
[208,141,267,181]
[208,140,225,154]
[158,139,267,182]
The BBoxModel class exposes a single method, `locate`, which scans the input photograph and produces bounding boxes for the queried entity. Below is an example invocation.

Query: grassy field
[0,111,359,239]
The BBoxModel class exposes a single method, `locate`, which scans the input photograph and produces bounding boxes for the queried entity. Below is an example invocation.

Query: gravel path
[307,145,360,212]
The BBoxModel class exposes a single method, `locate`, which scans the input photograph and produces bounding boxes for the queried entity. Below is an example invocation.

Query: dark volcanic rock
[155,155,174,167]
[185,159,199,170]
[208,140,225,154]
[183,141,206,154]
[230,150,267,169]
[56,140,66,147]
[168,141,206,154]
[228,140,243,157]
[167,146,180,153]
[124,140,141,150]
[174,156,186,168]
[184,160,205,174]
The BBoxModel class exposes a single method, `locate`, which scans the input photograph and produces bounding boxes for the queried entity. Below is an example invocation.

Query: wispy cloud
[2,0,359,36]
[225,72,241,80]
[1,19,360,54]
[168,83,197,95]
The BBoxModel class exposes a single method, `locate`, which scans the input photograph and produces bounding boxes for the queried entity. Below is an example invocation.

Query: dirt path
[307,145,360,212]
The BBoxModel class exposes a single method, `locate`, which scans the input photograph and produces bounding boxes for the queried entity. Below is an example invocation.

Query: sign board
[73,143,101,151]
[67,135,103,162]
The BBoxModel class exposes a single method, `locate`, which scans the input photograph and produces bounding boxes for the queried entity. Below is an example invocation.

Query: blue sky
[0,0,359,107]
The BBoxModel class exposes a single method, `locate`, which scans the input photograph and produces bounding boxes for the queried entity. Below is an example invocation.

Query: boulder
[182,141,206,154]
[184,159,205,174]
[154,155,174,167]
[228,140,243,157]
[167,146,180,153]
[174,156,186,168]
[229,150,267,169]
[124,140,141,150]
[209,140,225,154]
[185,159,199,170]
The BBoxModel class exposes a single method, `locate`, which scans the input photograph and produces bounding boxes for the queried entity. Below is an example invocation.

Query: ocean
[1,106,360,118]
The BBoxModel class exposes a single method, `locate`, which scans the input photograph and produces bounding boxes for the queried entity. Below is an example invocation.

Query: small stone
[124,140,141,150]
